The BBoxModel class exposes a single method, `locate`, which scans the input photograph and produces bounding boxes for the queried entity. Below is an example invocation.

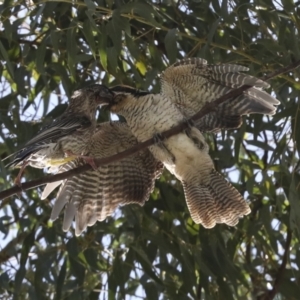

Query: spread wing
[5,115,91,168]
[160,58,280,132]
[42,122,163,236]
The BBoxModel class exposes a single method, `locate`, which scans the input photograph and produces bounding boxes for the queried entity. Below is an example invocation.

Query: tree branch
[269,229,292,298]
[0,60,299,200]
[258,229,292,300]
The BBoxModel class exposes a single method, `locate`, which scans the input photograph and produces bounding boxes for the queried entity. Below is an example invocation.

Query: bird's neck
[67,101,98,123]
[110,94,157,117]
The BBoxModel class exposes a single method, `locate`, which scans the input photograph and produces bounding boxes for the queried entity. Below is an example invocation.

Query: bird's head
[83,84,114,105]
[70,84,114,118]
[108,85,150,113]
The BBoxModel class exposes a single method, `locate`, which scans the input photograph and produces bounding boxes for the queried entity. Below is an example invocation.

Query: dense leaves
[0,0,299,299]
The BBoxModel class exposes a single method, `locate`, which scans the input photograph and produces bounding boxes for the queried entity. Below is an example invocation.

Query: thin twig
[0,60,299,200]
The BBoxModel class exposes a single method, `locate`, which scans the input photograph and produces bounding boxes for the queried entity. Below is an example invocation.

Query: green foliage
[0,0,299,299]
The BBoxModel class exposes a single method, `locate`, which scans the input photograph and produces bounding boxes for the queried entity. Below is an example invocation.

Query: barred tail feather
[183,169,250,228]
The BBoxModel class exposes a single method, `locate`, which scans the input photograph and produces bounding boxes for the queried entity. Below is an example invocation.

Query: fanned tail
[183,169,250,228]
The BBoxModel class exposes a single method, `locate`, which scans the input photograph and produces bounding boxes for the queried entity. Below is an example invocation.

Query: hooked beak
[95,89,114,105]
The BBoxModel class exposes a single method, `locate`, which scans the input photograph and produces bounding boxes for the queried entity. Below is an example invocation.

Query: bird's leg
[153,133,165,144]
[153,133,176,164]
[64,150,77,158]
[14,161,29,187]
[183,118,205,150]
[183,118,195,136]
[65,150,98,170]
[80,156,98,170]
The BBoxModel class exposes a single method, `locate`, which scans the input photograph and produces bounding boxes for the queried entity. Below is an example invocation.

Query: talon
[14,176,22,187]
[185,118,195,128]
[183,119,196,138]
[65,150,97,170]
[65,150,76,157]
[153,133,175,164]
[82,156,98,170]
[153,133,164,144]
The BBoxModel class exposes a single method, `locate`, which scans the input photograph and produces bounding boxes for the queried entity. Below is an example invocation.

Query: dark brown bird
[99,57,280,228]
[42,121,163,236]
[4,85,113,184]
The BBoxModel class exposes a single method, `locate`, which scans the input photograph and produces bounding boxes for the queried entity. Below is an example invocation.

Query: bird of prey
[5,85,113,184]
[42,121,163,236]
[95,57,280,228]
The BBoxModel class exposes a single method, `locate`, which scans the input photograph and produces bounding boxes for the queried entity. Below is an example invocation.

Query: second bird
[5,85,113,184]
